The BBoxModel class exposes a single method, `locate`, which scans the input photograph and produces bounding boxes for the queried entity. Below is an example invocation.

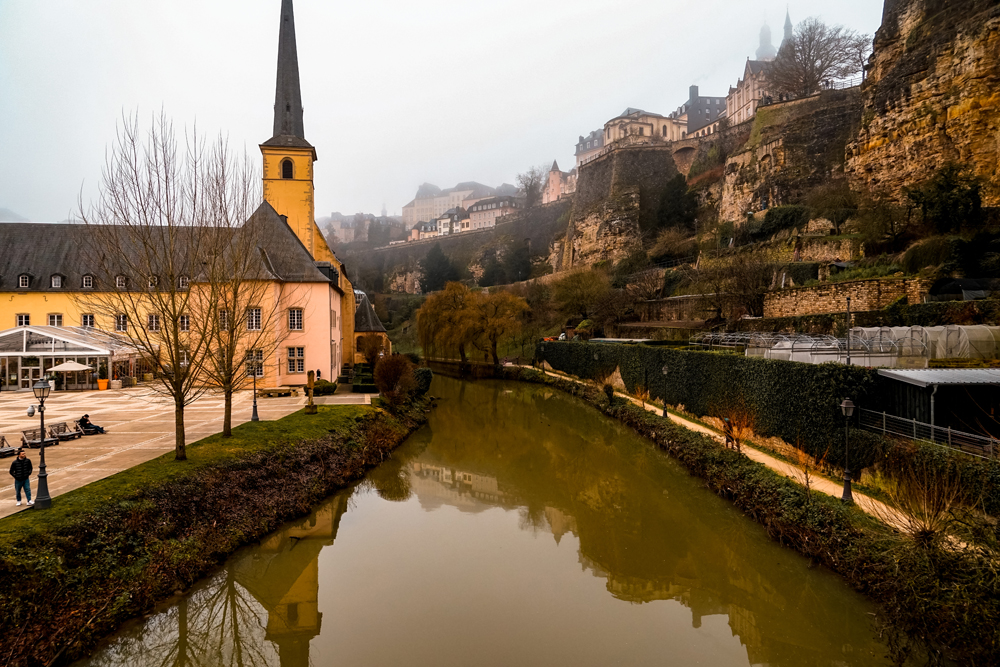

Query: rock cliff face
[720,91,862,222]
[846,0,1000,205]
[556,188,644,270]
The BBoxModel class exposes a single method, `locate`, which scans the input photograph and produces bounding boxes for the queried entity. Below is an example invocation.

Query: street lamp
[840,398,855,504]
[250,368,259,422]
[32,378,53,509]
[845,296,852,367]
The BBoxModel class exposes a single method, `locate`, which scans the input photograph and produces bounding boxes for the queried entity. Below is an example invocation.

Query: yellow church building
[0,0,357,392]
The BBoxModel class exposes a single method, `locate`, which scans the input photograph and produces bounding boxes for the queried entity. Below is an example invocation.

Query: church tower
[782,9,794,45]
[260,0,336,263]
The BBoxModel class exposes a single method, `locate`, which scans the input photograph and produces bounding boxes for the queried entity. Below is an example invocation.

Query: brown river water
[77,376,893,666]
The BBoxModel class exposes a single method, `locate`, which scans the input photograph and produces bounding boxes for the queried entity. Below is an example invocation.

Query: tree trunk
[491,339,499,366]
[174,399,186,461]
[223,386,233,437]
[458,343,467,364]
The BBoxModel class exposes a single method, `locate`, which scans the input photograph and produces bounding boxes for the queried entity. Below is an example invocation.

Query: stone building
[468,196,522,230]
[401,182,496,227]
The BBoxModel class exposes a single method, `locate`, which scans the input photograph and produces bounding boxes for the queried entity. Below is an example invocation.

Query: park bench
[49,421,84,441]
[0,435,15,458]
[74,419,101,436]
[21,427,59,449]
[258,386,302,398]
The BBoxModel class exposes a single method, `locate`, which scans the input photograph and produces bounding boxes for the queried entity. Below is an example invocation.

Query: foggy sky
[0,0,885,223]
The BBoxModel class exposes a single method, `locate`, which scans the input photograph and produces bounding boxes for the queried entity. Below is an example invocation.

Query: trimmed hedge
[502,366,1000,664]
[313,379,338,396]
[537,341,883,469]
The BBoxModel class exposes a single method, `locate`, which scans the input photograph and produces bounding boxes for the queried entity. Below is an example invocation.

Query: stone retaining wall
[763,278,933,317]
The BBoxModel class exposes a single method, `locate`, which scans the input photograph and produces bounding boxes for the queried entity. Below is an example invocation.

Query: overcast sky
[0,0,885,223]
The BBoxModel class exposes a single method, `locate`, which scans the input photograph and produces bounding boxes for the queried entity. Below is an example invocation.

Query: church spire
[783,8,793,43]
[272,0,305,140]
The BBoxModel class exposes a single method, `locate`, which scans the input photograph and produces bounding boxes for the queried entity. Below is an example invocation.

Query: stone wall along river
[77,376,894,667]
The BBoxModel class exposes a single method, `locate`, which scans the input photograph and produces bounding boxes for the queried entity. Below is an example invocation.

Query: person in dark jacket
[79,414,105,434]
[9,449,32,506]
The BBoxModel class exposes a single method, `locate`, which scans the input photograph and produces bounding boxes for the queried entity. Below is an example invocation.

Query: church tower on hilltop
[756,23,777,61]
[260,0,336,263]
[783,8,794,45]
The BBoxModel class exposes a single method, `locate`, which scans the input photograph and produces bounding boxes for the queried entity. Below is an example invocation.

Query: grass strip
[0,400,429,666]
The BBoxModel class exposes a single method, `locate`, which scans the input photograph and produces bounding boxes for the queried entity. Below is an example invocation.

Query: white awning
[877,368,1000,388]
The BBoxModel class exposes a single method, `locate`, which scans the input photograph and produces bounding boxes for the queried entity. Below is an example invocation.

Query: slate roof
[0,201,332,291]
[270,0,306,142]
[354,290,386,333]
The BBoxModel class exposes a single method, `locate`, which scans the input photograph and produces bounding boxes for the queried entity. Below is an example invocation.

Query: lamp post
[251,368,259,422]
[32,378,53,509]
[840,398,855,504]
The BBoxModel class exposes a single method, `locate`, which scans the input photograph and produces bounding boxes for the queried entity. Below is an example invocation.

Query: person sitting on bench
[79,414,105,434]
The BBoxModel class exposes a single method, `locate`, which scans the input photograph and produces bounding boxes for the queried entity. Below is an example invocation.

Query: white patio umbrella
[48,361,94,372]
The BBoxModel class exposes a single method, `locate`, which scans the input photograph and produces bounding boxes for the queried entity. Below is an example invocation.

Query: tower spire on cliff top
[272,0,305,140]
[783,7,793,43]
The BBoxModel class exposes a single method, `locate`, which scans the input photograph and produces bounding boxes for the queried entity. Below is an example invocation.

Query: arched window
[663,125,667,137]
[281,159,293,179]
[639,128,644,136]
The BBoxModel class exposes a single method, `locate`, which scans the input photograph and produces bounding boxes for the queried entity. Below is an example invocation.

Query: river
[77,376,893,666]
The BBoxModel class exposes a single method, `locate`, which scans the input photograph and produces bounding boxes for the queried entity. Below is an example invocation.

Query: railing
[858,408,997,459]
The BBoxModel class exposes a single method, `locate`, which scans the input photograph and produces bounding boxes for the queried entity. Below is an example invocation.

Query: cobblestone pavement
[0,386,374,520]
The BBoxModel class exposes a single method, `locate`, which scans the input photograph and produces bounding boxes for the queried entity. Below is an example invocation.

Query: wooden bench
[74,419,102,436]
[257,386,302,398]
[0,435,15,458]
[49,421,84,441]
[21,428,58,449]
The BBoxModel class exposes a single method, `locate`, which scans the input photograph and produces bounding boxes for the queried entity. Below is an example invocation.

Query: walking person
[9,449,33,507]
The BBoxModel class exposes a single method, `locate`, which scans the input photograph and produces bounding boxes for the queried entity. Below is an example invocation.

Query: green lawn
[0,404,373,540]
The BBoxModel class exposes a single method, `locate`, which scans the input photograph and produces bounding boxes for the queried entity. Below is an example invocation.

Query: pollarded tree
[768,18,870,98]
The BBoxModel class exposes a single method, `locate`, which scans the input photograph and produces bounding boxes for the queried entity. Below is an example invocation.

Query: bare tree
[193,143,287,437]
[768,18,870,98]
[516,165,547,209]
[78,113,216,461]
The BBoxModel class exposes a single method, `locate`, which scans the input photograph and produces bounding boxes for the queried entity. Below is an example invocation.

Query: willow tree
[416,282,477,363]
[470,290,529,365]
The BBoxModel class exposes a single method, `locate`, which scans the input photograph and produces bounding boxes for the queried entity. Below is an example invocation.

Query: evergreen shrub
[413,367,433,396]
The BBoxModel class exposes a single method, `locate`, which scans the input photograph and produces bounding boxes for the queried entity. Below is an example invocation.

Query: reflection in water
[79,377,893,667]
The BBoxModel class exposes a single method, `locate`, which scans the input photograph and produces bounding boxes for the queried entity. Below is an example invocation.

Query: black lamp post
[32,378,53,509]
[840,398,855,504]
[250,368,259,422]
[846,296,852,367]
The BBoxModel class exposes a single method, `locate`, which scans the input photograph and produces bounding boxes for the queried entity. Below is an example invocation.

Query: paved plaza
[0,385,373,520]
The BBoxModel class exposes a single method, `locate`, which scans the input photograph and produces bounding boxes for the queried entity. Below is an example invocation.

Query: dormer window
[116,275,127,289]
[281,159,293,179]
[51,275,62,288]
[178,275,189,290]
[148,276,159,288]
[18,275,29,288]
[82,275,94,289]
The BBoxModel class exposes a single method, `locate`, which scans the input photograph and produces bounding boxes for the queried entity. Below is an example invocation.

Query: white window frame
[247,308,262,331]
[178,275,189,290]
[245,349,264,378]
[82,275,93,289]
[18,275,29,288]
[51,275,62,288]
[179,315,190,332]
[16,314,29,327]
[116,275,126,289]
[147,314,160,332]
[288,308,303,331]
[287,346,305,374]
[48,314,62,327]
[115,314,128,332]
[219,309,229,332]
[82,314,95,328]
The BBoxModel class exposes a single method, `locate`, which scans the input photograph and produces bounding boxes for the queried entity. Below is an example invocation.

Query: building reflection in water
[80,377,887,667]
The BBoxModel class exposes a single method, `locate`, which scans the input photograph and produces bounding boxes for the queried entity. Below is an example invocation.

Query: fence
[858,408,997,459]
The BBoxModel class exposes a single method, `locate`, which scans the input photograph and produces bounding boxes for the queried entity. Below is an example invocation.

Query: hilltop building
[725,17,792,126]
[468,195,521,230]
[542,161,577,204]
[401,182,496,227]
[574,130,606,167]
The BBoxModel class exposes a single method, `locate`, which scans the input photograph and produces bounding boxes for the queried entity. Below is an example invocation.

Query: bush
[374,354,417,408]
[313,379,338,396]
[413,367,433,396]
[747,205,810,242]
[404,352,421,365]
